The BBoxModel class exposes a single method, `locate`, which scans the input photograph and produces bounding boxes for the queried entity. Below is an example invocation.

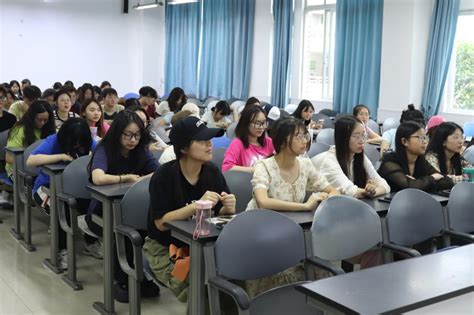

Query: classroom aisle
[0,208,186,315]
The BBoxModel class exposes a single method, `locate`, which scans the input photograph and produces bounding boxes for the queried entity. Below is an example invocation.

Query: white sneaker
[83,241,103,260]
[77,215,100,238]
[57,249,68,270]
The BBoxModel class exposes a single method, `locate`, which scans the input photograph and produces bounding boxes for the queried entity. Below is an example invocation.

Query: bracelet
[119,175,122,183]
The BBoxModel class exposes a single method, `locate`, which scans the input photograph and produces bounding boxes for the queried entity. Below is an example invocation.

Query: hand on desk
[364,180,378,197]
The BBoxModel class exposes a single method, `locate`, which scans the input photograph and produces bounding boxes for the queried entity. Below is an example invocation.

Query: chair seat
[250,282,322,315]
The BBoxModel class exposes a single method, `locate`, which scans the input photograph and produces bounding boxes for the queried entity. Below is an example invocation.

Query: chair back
[307,142,330,158]
[212,147,227,169]
[382,117,400,132]
[368,119,380,135]
[204,96,219,106]
[311,113,328,123]
[311,196,382,261]
[187,98,203,107]
[447,182,474,233]
[386,189,443,246]
[223,171,253,213]
[463,122,474,138]
[319,108,338,117]
[215,209,305,280]
[284,104,297,114]
[120,177,151,231]
[363,143,380,168]
[62,155,91,199]
[152,149,163,163]
[463,146,474,164]
[316,128,335,146]
[0,130,9,161]
[23,140,43,175]
[226,122,237,139]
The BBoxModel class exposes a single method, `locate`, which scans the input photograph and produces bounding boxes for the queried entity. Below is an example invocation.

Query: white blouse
[311,147,390,197]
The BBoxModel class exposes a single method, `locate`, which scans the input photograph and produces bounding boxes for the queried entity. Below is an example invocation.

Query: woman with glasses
[378,121,453,192]
[426,122,472,183]
[312,116,390,198]
[246,117,338,211]
[222,105,274,172]
[83,109,160,303]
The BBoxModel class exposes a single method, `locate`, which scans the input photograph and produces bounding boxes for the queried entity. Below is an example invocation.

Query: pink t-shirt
[222,137,274,172]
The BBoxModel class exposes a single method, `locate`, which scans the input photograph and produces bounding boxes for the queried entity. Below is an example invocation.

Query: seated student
[9,80,22,100]
[100,81,111,91]
[144,116,235,303]
[59,84,80,114]
[426,115,446,139]
[378,121,454,192]
[222,105,274,173]
[156,87,187,118]
[53,89,79,130]
[127,105,169,151]
[201,100,232,128]
[0,86,16,132]
[41,88,56,107]
[312,116,390,198]
[5,100,56,181]
[292,100,323,131]
[83,110,159,303]
[101,88,124,124]
[77,83,94,105]
[80,98,110,139]
[246,117,338,211]
[380,104,425,155]
[426,122,473,183]
[158,110,194,165]
[9,85,42,120]
[26,118,101,269]
[138,86,159,119]
[353,104,382,144]
[4,88,16,111]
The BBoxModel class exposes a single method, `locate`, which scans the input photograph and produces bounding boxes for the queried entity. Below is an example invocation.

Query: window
[443,13,474,114]
[300,0,336,101]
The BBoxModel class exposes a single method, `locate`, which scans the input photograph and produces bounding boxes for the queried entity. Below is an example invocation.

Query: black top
[378,152,453,192]
[0,110,16,132]
[147,160,229,247]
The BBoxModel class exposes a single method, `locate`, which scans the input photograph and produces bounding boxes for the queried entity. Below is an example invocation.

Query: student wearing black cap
[144,116,236,302]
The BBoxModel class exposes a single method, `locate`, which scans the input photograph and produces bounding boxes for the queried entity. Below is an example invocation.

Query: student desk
[4,147,25,241]
[296,244,474,314]
[164,211,317,315]
[41,163,68,274]
[87,182,134,315]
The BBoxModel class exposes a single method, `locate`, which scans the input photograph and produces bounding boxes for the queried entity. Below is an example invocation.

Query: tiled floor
[0,207,186,315]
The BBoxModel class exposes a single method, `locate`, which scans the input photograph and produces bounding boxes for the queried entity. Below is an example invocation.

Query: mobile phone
[378,196,393,203]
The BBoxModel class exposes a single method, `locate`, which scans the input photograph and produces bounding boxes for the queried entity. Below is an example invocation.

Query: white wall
[0,0,165,96]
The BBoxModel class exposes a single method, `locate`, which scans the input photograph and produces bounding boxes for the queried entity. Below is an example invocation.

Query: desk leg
[19,198,36,252]
[43,174,62,274]
[189,239,207,315]
[93,199,116,315]
[10,160,23,240]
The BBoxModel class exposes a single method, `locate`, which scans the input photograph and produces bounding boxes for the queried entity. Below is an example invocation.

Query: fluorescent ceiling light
[133,0,163,10]
[168,0,198,4]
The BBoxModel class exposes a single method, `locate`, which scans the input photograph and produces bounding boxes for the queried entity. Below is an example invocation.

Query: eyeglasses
[122,132,141,141]
[251,120,268,129]
[448,134,464,141]
[410,135,429,142]
[351,133,368,143]
[295,133,311,143]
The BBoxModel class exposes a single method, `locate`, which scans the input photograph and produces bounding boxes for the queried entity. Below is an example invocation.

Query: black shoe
[141,279,160,298]
[114,283,129,303]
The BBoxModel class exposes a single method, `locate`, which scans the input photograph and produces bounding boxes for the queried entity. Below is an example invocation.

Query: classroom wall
[0,0,165,96]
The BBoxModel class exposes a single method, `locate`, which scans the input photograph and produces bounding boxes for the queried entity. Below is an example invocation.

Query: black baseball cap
[169,116,225,146]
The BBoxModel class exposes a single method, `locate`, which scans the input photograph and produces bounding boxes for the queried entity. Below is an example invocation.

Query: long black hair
[167,87,187,113]
[88,110,151,175]
[57,118,93,158]
[9,100,56,147]
[293,100,314,126]
[271,117,310,154]
[426,122,464,175]
[334,116,367,187]
[394,121,425,173]
[235,105,268,149]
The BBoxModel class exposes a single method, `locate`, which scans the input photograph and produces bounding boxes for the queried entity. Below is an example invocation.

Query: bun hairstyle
[400,104,425,126]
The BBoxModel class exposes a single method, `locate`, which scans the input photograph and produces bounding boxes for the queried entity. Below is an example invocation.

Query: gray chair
[319,108,338,117]
[368,119,380,135]
[0,130,8,162]
[315,128,335,146]
[56,155,92,290]
[364,143,381,168]
[212,147,227,170]
[223,171,253,213]
[115,178,152,315]
[310,196,402,275]
[151,149,163,163]
[226,122,237,139]
[382,117,400,133]
[205,209,319,315]
[204,96,219,107]
[463,146,474,164]
[17,140,42,251]
[385,189,444,257]
[307,142,330,158]
[444,182,474,243]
